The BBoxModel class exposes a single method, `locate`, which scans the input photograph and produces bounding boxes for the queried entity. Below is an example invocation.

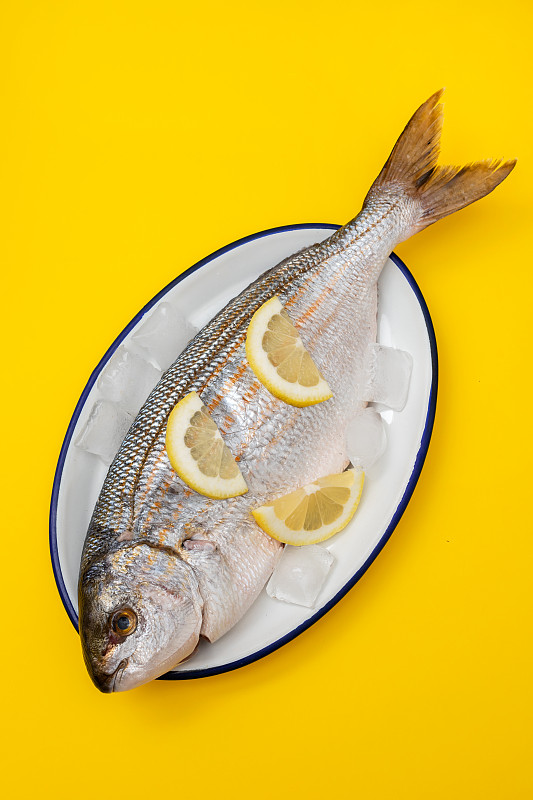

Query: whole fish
[79,90,515,692]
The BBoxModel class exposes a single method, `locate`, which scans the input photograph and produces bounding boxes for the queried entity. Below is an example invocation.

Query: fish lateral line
[83,538,195,575]
[120,538,194,562]
[114,536,219,563]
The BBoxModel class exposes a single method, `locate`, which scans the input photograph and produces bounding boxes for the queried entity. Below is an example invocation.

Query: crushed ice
[267,545,335,608]
[75,400,134,465]
[346,407,386,470]
[75,302,197,464]
[97,346,162,417]
[362,343,413,411]
[125,302,198,371]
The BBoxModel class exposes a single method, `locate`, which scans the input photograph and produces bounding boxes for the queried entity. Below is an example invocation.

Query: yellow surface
[1,2,531,797]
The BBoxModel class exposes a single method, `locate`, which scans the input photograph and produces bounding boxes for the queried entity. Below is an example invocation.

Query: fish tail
[364,89,516,236]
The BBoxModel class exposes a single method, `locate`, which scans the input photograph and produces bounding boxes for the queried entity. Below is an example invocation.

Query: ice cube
[97,346,162,417]
[363,343,413,411]
[125,302,198,371]
[346,408,386,470]
[75,400,133,465]
[266,545,335,608]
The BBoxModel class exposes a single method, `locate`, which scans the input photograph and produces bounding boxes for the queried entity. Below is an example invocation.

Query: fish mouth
[92,658,129,693]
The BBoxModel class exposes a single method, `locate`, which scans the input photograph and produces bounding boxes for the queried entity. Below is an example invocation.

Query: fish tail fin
[364,89,516,236]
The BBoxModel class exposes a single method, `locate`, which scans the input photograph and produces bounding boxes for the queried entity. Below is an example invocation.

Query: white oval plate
[50,224,437,679]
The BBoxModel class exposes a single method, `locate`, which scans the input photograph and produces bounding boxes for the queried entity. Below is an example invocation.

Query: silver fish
[78,90,515,692]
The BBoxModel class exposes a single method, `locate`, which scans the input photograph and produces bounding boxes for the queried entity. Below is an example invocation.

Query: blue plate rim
[49,222,438,679]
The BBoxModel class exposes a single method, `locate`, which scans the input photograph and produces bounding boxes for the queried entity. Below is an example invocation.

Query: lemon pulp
[246,296,332,407]
[252,469,364,545]
[166,391,248,499]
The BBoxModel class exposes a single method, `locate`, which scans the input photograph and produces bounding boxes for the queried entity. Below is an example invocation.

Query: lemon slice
[166,391,248,499]
[246,296,333,407]
[251,469,364,545]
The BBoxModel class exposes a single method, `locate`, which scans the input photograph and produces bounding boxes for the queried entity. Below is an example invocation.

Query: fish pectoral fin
[175,639,201,665]
[182,539,217,553]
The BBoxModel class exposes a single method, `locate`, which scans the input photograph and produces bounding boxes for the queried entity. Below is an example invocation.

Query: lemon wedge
[251,469,364,545]
[166,391,248,499]
[246,296,333,407]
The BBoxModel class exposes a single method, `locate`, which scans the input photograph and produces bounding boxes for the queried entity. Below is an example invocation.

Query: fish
[78,90,515,692]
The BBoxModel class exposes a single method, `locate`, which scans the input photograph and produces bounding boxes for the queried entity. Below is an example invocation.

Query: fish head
[78,543,203,692]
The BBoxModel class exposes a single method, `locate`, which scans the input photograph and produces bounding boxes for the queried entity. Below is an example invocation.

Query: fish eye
[110,608,137,636]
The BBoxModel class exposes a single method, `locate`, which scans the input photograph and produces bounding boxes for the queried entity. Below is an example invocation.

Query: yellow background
[1,2,531,797]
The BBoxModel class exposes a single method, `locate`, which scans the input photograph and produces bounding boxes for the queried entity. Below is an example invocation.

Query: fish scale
[132,242,382,526]
[78,90,516,691]
[83,220,383,562]
[81,202,397,647]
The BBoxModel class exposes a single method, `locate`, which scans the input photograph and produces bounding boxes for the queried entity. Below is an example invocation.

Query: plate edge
[48,225,437,679]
